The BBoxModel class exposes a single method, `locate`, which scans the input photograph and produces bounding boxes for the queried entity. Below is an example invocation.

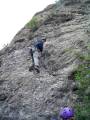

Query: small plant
[75,52,90,62]
[55,0,64,6]
[26,17,39,32]
[55,0,69,8]
[75,103,90,120]
[74,54,90,120]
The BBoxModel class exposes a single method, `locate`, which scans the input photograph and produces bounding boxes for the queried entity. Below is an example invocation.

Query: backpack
[34,39,43,52]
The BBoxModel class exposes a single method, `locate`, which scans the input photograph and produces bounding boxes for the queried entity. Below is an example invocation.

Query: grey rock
[0,93,8,101]
[0,1,90,120]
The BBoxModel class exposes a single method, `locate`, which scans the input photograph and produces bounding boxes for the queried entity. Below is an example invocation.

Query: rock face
[0,0,90,120]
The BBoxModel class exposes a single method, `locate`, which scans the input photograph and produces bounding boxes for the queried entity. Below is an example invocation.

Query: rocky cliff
[0,0,90,120]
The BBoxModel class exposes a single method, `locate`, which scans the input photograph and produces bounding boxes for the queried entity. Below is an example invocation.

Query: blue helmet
[59,107,74,119]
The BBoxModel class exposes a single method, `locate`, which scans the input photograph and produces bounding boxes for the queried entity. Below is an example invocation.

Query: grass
[55,0,63,7]
[74,54,90,120]
[75,103,90,120]
[26,17,39,32]
[55,0,66,5]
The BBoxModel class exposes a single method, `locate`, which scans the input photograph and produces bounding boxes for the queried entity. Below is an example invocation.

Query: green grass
[26,17,39,32]
[75,103,90,120]
[74,54,90,120]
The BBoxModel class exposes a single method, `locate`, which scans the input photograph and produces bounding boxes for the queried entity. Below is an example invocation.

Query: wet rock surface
[0,0,90,120]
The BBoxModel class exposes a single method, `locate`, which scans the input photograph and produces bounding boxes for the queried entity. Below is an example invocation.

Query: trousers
[30,47,41,67]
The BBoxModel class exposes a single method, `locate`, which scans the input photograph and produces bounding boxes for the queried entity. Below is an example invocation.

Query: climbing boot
[29,65,34,71]
[34,66,40,73]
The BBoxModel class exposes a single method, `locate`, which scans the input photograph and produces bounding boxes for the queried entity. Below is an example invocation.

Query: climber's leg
[32,50,40,73]
[29,48,35,71]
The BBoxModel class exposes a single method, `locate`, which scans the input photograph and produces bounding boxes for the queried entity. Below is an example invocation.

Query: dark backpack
[34,40,43,52]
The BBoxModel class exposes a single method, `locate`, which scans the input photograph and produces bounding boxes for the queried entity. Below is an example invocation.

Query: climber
[59,107,74,120]
[29,36,46,73]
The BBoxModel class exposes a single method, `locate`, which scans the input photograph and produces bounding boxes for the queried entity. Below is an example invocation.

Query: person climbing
[59,107,74,120]
[29,36,46,73]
